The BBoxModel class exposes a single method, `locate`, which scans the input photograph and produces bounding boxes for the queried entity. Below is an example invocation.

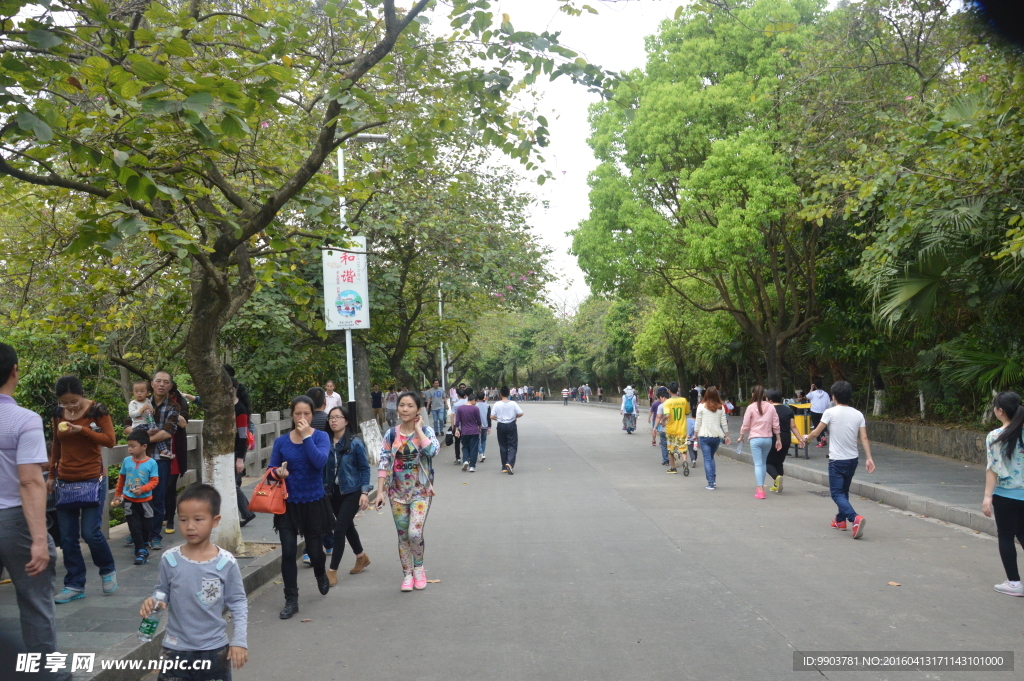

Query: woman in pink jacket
[739,385,781,499]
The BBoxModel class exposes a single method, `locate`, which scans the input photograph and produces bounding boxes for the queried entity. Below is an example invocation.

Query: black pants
[163,474,179,529]
[454,433,462,461]
[327,487,364,570]
[767,435,790,480]
[279,524,325,589]
[125,501,152,552]
[993,494,1024,581]
[496,422,518,469]
[235,470,255,522]
[810,411,826,442]
[157,646,231,681]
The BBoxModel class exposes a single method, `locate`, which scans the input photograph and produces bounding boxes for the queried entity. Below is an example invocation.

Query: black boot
[279,587,299,619]
[316,571,330,595]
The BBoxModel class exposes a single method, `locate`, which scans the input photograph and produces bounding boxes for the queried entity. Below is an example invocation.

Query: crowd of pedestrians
[8,329,1024,681]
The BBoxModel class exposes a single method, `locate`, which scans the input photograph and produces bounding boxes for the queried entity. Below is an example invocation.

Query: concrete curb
[80,538,305,681]
[714,445,996,537]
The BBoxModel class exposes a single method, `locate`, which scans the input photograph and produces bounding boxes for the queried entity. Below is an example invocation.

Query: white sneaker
[469,467,476,472]
[480,455,486,461]
[462,461,469,471]
[994,581,1024,596]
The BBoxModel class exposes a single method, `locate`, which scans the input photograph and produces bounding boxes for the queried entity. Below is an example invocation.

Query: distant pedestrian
[427,380,447,441]
[232,379,256,530]
[306,387,329,432]
[766,389,797,493]
[562,387,570,405]
[801,381,875,538]
[738,385,781,500]
[450,387,468,465]
[694,387,730,490]
[620,386,639,434]
[807,383,831,447]
[140,484,248,680]
[323,406,371,587]
[0,344,68,679]
[660,382,690,474]
[654,388,669,466]
[268,395,334,619]
[385,387,399,427]
[597,386,603,403]
[371,384,385,429]
[492,386,524,474]
[475,391,492,463]
[324,380,343,412]
[649,395,661,447]
[49,375,118,603]
[455,392,483,472]
[375,391,439,591]
[982,391,1024,596]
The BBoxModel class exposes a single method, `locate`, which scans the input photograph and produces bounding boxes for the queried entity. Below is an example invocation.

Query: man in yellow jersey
[660,382,690,475]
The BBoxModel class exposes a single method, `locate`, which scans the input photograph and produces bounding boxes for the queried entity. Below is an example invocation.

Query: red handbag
[248,469,288,515]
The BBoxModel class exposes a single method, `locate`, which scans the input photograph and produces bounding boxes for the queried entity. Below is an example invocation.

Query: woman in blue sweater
[268,395,334,619]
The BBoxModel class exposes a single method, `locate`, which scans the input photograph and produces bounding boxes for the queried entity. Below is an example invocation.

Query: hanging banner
[322,237,369,330]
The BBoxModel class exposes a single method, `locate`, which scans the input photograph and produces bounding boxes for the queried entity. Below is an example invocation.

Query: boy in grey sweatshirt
[140,484,247,680]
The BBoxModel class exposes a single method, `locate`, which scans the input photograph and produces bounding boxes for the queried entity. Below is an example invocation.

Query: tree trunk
[185,272,244,554]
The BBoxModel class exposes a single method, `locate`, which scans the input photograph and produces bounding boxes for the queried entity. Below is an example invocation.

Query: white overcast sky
[491,0,679,310]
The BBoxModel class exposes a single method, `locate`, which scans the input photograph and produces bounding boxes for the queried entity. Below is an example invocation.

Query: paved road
[241,403,1018,680]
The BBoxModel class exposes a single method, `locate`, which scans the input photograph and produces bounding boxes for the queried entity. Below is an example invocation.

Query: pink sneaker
[754,489,766,499]
[400,574,414,592]
[413,567,427,590]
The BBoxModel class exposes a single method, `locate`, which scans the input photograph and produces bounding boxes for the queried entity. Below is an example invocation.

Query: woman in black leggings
[267,396,334,618]
[323,407,371,586]
[766,389,797,493]
[983,391,1024,597]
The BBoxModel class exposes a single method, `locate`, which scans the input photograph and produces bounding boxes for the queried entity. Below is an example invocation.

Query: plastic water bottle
[138,590,166,642]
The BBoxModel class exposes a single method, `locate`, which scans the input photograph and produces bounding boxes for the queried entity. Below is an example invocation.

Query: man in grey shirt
[0,343,68,681]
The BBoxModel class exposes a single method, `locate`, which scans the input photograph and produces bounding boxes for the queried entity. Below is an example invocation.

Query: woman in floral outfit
[375,391,438,592]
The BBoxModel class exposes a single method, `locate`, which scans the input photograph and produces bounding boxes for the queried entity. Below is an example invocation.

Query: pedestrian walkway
[237,403,1019,681]
[0,478,281,667]
[563,399,993,534]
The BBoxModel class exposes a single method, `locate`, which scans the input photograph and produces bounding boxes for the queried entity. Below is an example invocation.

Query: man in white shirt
[491,386,524,475]
[801,381,875,539]
[323,380,343,412]
[806,383,832,447]
[0,343,68,680]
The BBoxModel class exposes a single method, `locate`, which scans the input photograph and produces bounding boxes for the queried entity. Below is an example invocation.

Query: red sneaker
[851,515,866,539]
[830,519,847,530]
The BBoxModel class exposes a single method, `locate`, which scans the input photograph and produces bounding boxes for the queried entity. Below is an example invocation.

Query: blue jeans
[659,432,669,464]
[479,428,489,457]
[431,409,445,437]
[829,458,859,522]
[149,458,172,541]
[461,433,480,467]
[749,437,773,487]
[56,478,116,590]
[699,437,721,486]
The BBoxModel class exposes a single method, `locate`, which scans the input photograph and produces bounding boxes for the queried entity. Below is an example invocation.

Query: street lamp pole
[438,283,446,398]
[337,132,388,431]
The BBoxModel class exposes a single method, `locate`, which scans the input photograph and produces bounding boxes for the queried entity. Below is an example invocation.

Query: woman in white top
[693,387,731,490]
